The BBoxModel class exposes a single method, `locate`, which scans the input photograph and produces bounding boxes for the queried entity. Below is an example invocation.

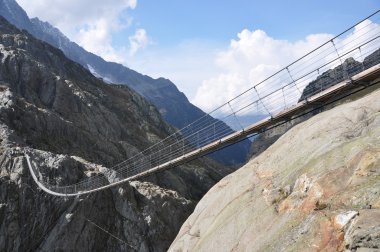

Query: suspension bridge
[25,10,380,197]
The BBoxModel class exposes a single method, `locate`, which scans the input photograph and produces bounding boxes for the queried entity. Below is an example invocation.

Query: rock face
[170,84,380,251]
[0,16,231,251]
[1,148,195,252]
[0,0,251,167]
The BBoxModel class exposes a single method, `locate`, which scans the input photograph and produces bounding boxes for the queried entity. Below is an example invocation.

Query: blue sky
[122,0,379,46]
[17,0,380,110]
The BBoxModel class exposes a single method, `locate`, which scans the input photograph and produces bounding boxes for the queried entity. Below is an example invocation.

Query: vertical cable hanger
[281,87,287,109]
[228,102,244,131]
[254,87,273,118]
[286,67,302,95]
[358,46,365,71]
[331,39,350,82]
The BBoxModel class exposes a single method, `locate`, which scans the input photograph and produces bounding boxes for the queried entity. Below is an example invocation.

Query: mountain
[0,0,33,32]
[170,83,380,251]
[0,16,232,251]
[0,0,251,167]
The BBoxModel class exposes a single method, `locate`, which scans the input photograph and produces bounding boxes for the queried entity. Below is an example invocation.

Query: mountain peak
[30,17,68,40]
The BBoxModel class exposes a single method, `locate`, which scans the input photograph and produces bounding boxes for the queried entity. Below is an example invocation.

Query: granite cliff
[170,82,380,251]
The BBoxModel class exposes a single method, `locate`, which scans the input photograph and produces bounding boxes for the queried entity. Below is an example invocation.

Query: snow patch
[65,213,73,222]
[145,215,152,226]
[0,44,13,63]
[87,64,113,84]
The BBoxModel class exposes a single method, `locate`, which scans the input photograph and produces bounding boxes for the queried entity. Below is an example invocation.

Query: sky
[16,0,380,112]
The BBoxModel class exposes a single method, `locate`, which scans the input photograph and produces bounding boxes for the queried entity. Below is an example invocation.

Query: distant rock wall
[300,49,380,101]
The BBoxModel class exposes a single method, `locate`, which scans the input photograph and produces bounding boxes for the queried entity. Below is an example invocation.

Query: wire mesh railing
[26,10,380,196]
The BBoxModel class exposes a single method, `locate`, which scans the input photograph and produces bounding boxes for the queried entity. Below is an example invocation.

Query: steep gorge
[0,16,230,251]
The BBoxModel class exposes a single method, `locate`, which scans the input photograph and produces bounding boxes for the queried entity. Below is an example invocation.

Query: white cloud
[129,29,150,56]
[125,39,222,100]
[16,0,138,63]
[76,18,127,63]
[192,29,334,112]
[335,19,380,62]
[192,19,380,117]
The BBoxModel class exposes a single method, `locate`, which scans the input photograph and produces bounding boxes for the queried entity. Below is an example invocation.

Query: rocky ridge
[300,49,380,101]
